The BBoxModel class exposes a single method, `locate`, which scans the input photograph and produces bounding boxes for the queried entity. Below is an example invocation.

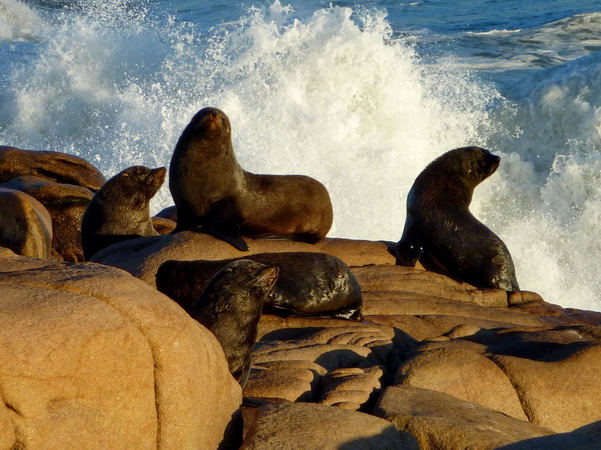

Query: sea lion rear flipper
[205,226,249,252]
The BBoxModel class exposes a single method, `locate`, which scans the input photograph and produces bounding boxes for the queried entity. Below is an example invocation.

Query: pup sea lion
[169,107,333,251]
[395,146,519,291]
[156,252,363,320]
[81,165,166,260]
[190,259,279,387]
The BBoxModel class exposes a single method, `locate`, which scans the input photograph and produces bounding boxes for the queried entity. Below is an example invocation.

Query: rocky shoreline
[1,146,600,448]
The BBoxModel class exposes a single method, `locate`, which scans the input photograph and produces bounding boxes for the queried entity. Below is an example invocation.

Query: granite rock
[0,188,52,259]
[0,252,242,449]
[374,385,553,449]
[241,402,419,449]
[0,175,93,261]
[0,146,105,191]
[90,231,396,286]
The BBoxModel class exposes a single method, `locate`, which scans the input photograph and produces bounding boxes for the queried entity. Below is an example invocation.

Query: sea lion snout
[257,265,279,289]
[196,107,227,133]
[486,153,501,175]
[147,167,167,186]
[484,152,501,176]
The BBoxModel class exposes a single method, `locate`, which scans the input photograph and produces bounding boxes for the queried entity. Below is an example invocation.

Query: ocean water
[1,0,601,312]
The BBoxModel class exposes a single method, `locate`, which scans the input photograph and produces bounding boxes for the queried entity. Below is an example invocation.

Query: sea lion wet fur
[395,146,519,291]
[168,107,333,251]
[156,252,363,320]
[190,259,279,387]
[81,165,166,260]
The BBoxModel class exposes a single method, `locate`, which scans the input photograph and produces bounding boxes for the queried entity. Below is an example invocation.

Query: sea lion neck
[412,167,473,210]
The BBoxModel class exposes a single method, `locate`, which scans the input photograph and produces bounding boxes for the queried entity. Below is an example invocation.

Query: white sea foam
[465,29,523,36]
[1,0,600,312]
[481,52,601,312]
[0,0,46,42]
[0,0,500,234]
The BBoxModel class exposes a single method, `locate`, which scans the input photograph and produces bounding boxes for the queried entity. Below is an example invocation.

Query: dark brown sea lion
[395,146,520,291]
[168,107,334,251]
[81,165,166,261]
[190,259,279,387]
[156,252,363,320]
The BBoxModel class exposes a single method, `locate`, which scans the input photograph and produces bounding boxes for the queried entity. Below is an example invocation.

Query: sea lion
[168,107,334,251]
[190,259,279,387]
[156,252,363,320]
[81,165,166,261]
[395,146,520,291]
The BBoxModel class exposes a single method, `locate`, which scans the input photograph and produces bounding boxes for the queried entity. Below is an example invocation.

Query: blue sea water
[1,0,601,312]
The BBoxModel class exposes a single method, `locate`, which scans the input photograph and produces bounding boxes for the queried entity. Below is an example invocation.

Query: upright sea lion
[169,107,334,251]
[156,252,363,320]
[81,165,166,260]
[190,259,279,387]
[395,146,519,291]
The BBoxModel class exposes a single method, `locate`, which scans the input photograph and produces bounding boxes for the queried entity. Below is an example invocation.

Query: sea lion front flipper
[395,213,421,266]
[204,225,250,252]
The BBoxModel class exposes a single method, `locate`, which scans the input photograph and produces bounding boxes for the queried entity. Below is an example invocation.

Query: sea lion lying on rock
[81,165,166,260]
[190,259,279,387]
[168,107,333,251]
[156,252,363,320]
[395,146,519,291]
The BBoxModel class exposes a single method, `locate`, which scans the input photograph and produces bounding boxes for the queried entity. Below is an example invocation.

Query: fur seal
[190,259,279,387]
[395,146,519,291]
[168,107,334,251]
[156,252,363,320]
[81,165,166,260]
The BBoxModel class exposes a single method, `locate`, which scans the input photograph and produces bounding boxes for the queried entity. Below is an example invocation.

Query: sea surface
[1,0,601,312]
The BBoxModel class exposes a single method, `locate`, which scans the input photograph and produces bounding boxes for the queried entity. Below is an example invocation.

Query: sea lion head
[111,165,166,207]
[81,165,165,260]
[209,259,279,303]
[96,165,165,206]
[185,107,232,141]
[430,146,500,188]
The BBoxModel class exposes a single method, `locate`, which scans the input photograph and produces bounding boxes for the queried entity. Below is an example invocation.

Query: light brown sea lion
[81,165,166,261]
[190,259,279,387]
[395,146,519,291]
[168,107,333,251]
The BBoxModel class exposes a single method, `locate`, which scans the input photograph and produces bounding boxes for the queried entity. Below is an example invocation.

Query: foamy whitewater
[1,0,601,312]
